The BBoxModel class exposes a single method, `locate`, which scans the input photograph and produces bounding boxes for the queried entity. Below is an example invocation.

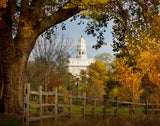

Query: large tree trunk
[2,58,26,113]
[0,15,35,113]
[0,27,39,114]
[0,37,35,114]
[0,29,30,114]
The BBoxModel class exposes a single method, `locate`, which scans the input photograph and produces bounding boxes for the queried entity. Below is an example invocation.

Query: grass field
[29,107,143,115]
[0,107,144,126]
[1,114,160,126]
[0,120,22,126]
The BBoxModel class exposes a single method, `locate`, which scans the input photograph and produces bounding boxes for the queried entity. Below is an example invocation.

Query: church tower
[77,35,87,59]
[67,35,95,76]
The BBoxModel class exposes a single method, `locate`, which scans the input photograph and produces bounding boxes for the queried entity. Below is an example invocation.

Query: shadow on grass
[1,114,160,126]
[0,120,22,126]
[29,114,160,126]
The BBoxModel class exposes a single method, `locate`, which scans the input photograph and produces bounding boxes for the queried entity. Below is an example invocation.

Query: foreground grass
[30,107,143,115]
[2,114,160,126]
[0,120,22,126]
[0,108,144,125]
[1,113,159,126]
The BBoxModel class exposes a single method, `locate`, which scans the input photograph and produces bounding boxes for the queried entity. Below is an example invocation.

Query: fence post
[145,98,148,114]
[103,95,107,119]
[82,92,86,118]
[23,83,30,126]
[69,95,72,118]
[38,85,42,125]
[55,87,58,120]
[115,97,118,115]
[131,101,135,114]
[44,86,48,114]
[92,97,96,117]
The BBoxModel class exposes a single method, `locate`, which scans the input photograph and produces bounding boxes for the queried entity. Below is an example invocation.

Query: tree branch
[8,0,17,23]
[36,6,82,38]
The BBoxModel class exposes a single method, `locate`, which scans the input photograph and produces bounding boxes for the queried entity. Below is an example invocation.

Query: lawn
[0,120,22,126]
[0,108,146,126]
[29,107,143,115]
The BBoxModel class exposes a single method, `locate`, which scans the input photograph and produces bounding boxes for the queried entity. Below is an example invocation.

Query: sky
[32,15,115,60]
[55,16,115,58]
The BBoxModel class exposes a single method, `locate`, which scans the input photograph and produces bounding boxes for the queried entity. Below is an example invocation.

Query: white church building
[67,36,95,76]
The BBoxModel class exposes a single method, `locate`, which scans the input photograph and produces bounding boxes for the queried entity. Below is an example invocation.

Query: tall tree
[116,58,143,101]
[87,61,108,98]
[0,0,82,114]
[26,34,73,90]
[95,52,113,69]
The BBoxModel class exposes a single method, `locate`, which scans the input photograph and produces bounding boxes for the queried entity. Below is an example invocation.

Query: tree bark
[2,60,25,114]
[0,37,30,114]
[0,10,37,113]
[0,34,37,114]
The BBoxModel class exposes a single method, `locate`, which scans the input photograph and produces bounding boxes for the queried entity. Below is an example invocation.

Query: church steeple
[77,35,87,59]
[81,32,83,38]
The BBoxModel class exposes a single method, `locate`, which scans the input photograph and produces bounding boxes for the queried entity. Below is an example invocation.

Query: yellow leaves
[109,87,119,99]
[116,57,143,100]
[0,0,7,8]
[81,0,110,5]
[0,0,7,20]
[21,19,34,38]
[63,0,110,10]
[89,69,99,78]
[88,61,108,98]
[116,36,160,100]
[112,87,119,96]
[89,61,107,79]
[149,14,160,40]
[149,94,160,106]
[91,61,106,72]
[103,76,109,81]
[137,51,153,72]
[137,48,160,88]
[134,89,143,101]
[82,10,90,17]
[58,85,69,103]
[126,33,159,58]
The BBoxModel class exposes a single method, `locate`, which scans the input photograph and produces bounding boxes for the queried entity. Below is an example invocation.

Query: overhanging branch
[37,7,82,37]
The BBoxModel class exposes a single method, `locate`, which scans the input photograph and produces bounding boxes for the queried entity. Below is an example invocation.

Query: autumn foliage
[47,77,62,90]
[87,61,108,98]
[0,0,7,20]
[0,0,7,8]
[115,35,159,101]
[115,58,143,101]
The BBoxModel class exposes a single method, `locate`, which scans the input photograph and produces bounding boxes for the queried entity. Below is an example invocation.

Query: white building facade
[67,36,95,76]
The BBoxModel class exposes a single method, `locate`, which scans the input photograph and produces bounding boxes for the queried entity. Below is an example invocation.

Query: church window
[79,52,81,55]
[82,52,84,54]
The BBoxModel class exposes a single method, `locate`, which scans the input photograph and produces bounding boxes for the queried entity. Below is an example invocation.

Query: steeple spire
[77,35,87,59]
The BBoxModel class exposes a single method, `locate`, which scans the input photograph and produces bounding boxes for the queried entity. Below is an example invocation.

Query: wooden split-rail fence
[23,83,160,126]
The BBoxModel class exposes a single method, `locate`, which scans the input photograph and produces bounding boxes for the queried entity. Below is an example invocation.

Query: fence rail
[23,83,160,126]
